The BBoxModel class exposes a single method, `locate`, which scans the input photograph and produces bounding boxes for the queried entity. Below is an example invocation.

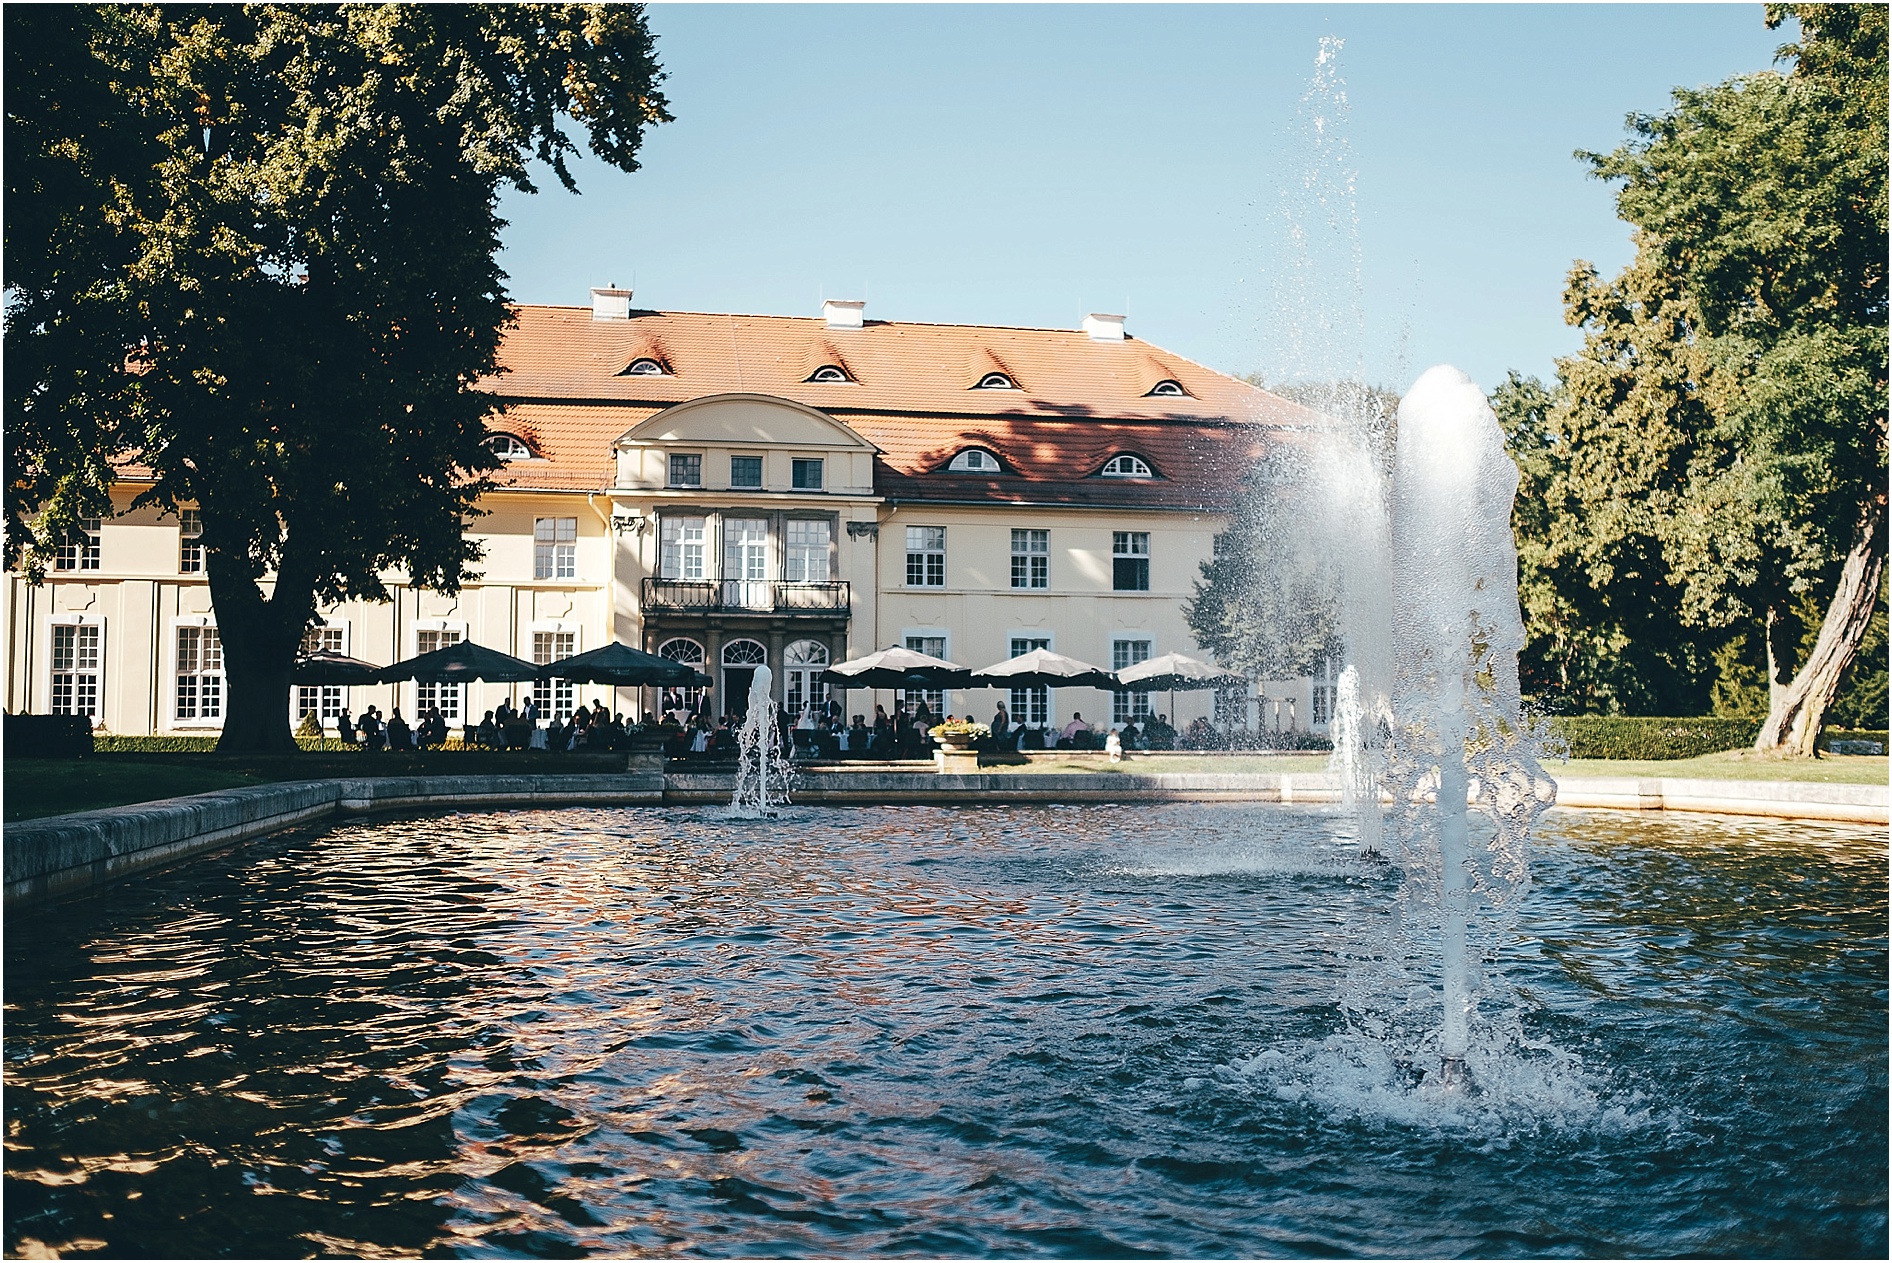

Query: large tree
[5,4,670,751]
[1508,4,1885,750]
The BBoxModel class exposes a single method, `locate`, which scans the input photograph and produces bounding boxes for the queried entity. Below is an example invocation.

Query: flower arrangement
[928,720,990,741]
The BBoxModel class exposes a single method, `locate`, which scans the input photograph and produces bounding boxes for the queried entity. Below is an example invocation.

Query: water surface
[5,805,1884,1257]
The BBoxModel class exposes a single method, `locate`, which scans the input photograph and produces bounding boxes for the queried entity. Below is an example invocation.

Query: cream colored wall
[855,504,1231,729]
[5,482,1315,739]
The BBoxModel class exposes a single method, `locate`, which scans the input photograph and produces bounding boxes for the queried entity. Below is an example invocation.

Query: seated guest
[385,708,412,750]
[477,710,499,749]
[1059,712,1090,747]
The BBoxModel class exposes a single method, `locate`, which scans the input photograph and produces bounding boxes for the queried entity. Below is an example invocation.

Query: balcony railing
[642,578,852,614]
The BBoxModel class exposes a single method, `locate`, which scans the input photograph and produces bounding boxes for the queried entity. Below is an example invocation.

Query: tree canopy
[5,4,671,751]
[1501,4,1886,750]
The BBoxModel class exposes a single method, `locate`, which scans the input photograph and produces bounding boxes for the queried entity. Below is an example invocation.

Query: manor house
[5,292,1336,738]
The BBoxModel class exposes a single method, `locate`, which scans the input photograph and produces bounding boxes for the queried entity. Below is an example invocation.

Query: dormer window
[1146,379,1188,398]
[807,365,850,384]
[974,372,1015,390]
[948,449,1002,474]
[626,357,668,376]
[1100,454,1155,478]
[487,434,536,462]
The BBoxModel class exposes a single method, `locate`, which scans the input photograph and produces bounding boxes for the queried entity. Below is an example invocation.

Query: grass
[5,760,269,823]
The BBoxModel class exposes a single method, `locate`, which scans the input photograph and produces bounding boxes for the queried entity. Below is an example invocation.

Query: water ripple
[5,804,1884,1257]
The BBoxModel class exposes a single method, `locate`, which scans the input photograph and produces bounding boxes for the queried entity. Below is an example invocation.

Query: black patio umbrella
[540,641,708,687]
[290,650,383,686]
[820,645,972,690]
[969,647,1117,690]
[376,640,541,684]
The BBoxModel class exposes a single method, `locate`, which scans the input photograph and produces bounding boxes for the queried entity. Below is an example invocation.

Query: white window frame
[411,619,467,724]
[179,508,204,573]
[668,451,703,488]
[171,615,223,728]
[905,525,945,588]
[948,448,1001,473]
[729,454,765,489]
[1010,528,1049,590]
[294,619,351,726]
[530,620,580,722]
[1006,630,1052,729]
[1111,635,1154,724]
[53,517,102,571]
[661,515,709,581]
[47,613,105,723]
[1112,530,1151,591]
[784,518,832,583]
[534,516,578,581]
[1101,454,1155,478]
[783,638,831,719]
[790,457,824,491]
[901,627,950,716]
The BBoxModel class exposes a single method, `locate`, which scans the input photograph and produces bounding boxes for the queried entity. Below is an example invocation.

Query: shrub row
[93,735,402,754]
[1543,716,1757,760]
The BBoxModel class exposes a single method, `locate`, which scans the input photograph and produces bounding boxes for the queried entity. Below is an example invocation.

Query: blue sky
[495,4,1789,395]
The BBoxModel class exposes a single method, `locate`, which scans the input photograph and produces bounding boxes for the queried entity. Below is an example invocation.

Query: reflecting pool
[5,805,1885,1258]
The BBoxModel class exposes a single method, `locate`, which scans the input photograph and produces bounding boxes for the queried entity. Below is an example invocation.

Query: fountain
[729,663,791,816]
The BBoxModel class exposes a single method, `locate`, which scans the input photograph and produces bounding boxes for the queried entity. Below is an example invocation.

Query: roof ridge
[511,303,1144,339]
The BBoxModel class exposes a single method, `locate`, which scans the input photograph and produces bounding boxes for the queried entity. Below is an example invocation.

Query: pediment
[615,393,877,451]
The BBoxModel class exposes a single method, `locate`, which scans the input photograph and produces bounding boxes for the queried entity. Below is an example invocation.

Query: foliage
[4,5,670,752]
[1499,7,1886,748]
[1185,443,1345,680]
[95,734,362,753]
[1545,716,1758,761]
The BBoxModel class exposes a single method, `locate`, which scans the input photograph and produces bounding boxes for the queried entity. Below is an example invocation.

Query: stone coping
[6,770,1882,909]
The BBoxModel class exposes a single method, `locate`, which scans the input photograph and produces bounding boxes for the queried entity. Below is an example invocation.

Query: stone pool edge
[6,771,1884,908]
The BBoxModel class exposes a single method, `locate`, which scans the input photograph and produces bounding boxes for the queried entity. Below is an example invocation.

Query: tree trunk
[207,550,316,755]
[1754,498,1888,756]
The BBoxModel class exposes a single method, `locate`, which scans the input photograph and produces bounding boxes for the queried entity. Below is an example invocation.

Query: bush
[6,714,94,758]
[1545,716,1756,760]
[94,735,365,754]
[1819,728,1888,754]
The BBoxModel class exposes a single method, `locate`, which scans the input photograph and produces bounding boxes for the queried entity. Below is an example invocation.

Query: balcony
[642,578,852,615]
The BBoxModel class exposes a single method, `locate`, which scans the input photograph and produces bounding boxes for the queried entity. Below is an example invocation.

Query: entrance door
[721,638,768,717]
[723,668,755,716]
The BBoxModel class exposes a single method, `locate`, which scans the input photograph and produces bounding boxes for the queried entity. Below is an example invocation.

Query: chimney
[823,299,865,330]
[1082,312,1125,342]
[591,286,633,320]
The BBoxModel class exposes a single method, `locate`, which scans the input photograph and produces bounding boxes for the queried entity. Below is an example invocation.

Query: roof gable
[617,393,877,452]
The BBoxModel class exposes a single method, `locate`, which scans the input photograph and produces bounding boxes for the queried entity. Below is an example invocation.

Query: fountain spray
[1383,365,1555,1087]
[730,665,791,817]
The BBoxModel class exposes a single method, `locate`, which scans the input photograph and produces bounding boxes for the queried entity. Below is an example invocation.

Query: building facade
[5,294,1335,737]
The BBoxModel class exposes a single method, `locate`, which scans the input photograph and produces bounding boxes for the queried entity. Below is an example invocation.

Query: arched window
[722,639,767,666]
[784,640,829,667]
[658,637,705,664]
[1100,453,1155,478]
[626,357,668,376]
[948,449,1002,474]
[486,433,536,461]
[807,365,850,384]
[974,372,1015,390]
[784,639,831,719]
[1146,379,1188,397]
[657,638,706,717]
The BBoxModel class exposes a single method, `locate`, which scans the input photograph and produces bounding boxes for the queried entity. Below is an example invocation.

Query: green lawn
[5,760,268,822]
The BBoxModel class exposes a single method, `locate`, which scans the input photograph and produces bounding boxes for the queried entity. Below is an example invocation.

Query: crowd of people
[321,691,1284,759]
[331,696,636,752]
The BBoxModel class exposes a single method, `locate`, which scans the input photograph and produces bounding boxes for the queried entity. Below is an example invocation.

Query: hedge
[1543,716,1757,761]
[90,736,474,754]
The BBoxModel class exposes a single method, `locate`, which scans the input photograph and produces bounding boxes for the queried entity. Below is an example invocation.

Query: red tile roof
[483,305,1318,507]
